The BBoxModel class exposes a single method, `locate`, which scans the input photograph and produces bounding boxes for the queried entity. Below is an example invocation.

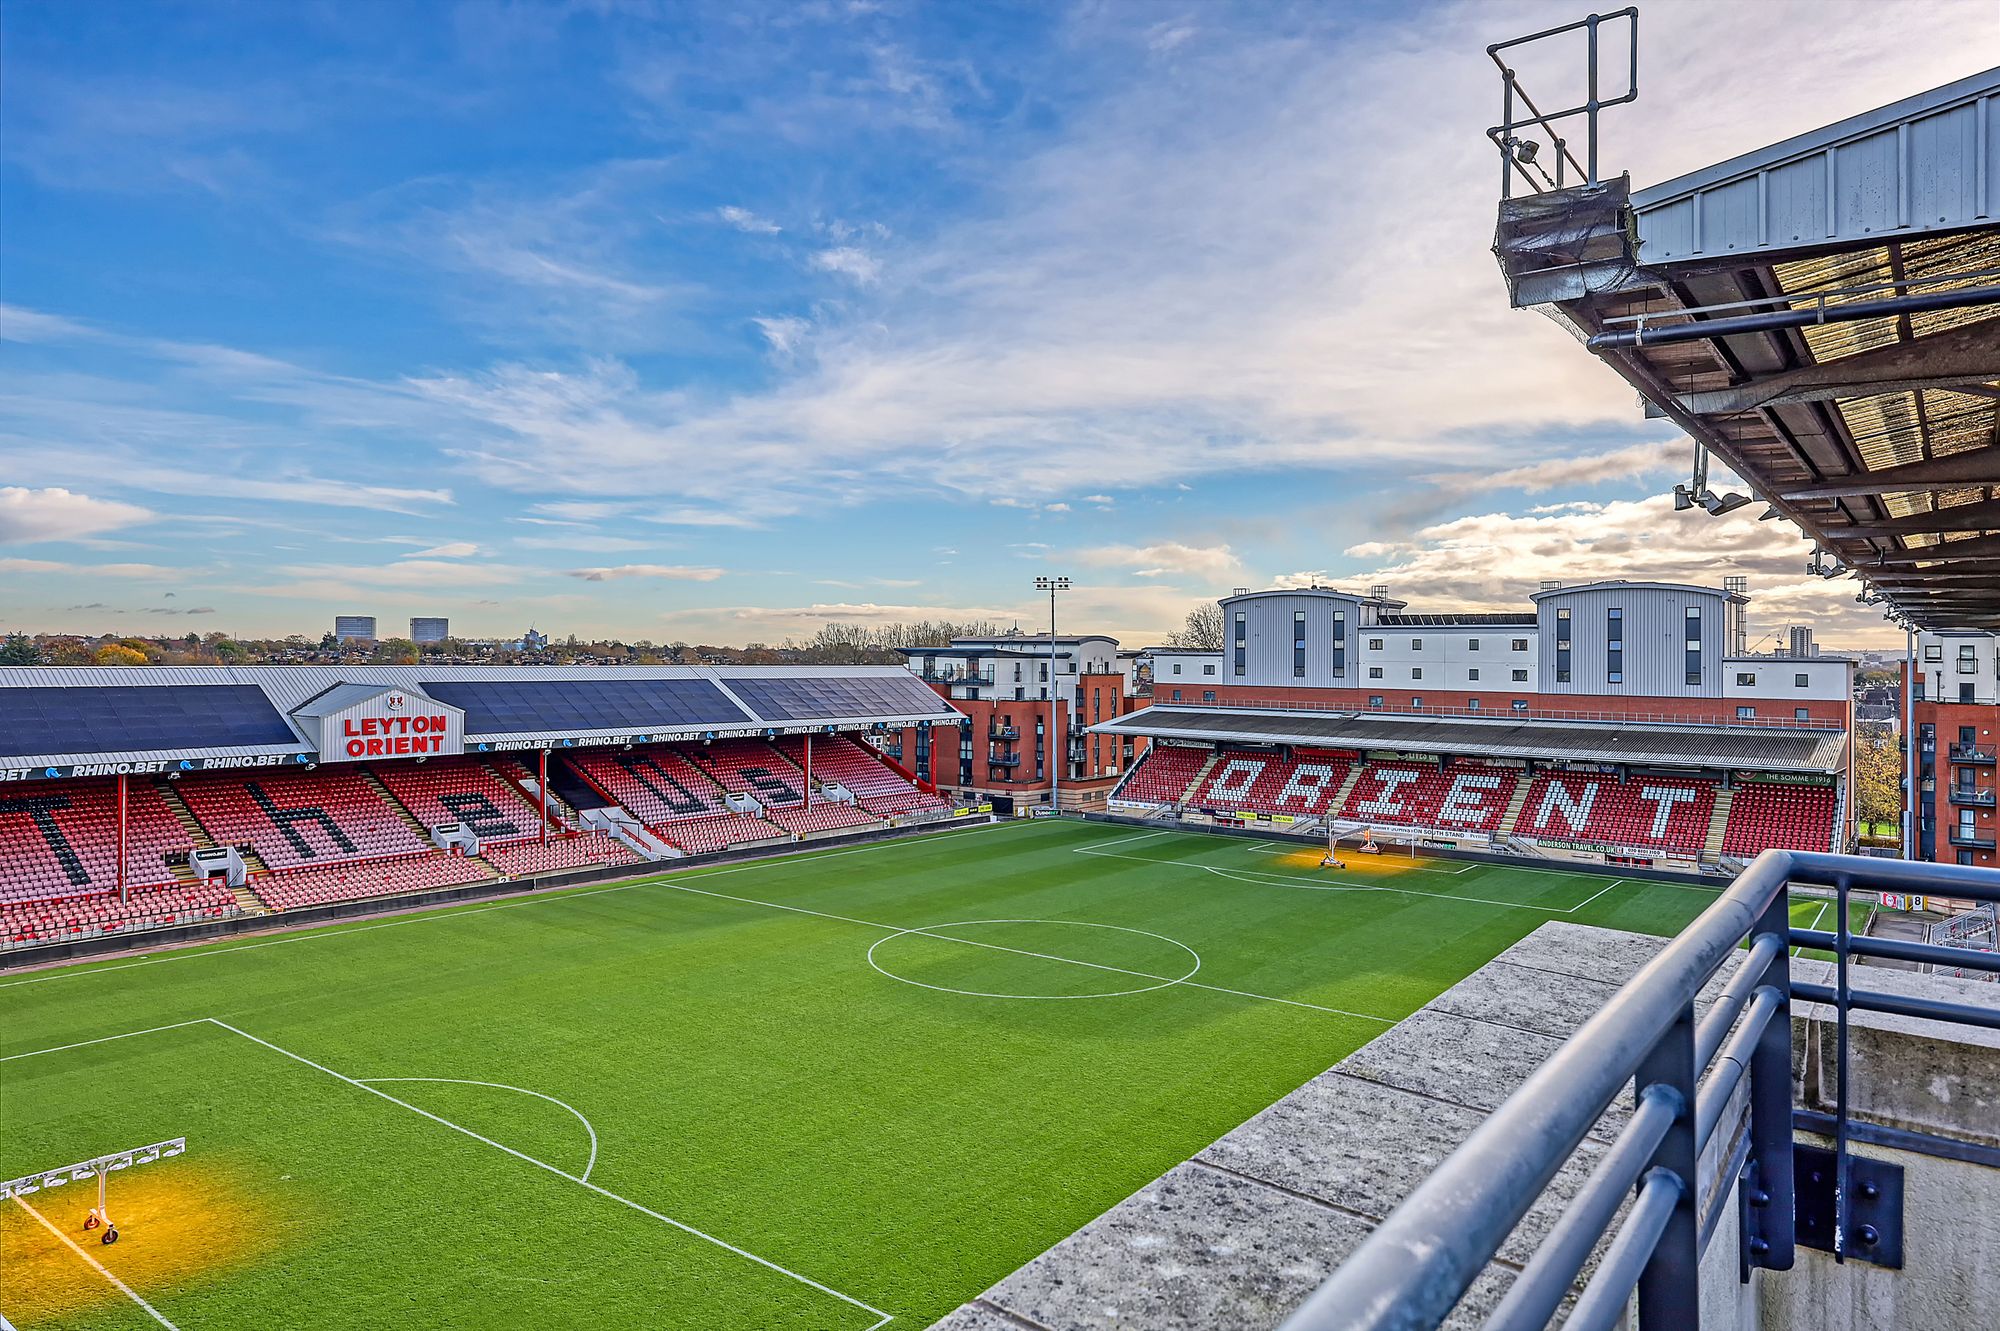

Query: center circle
[865,918,1202,1000]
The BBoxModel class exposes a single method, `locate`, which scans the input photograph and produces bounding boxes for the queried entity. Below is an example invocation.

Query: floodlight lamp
[1672,485,1695,511]
[1704,490,1752,515]
[1513,138,1540,165]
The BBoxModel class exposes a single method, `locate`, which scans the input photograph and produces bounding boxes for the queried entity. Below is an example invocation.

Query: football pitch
[0,819,1855,1330]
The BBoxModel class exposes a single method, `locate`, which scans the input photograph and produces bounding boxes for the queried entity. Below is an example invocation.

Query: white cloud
[1044,502,1070,512]
[565,564,726,582]
[717,205,781,234]
[0,486,154,543]
[1080,541,1242,581]
[753,315,812,359]
[1334,492,1901,647]
[0,557,181,579]
[810,246,881,284]
[404,542,481,559]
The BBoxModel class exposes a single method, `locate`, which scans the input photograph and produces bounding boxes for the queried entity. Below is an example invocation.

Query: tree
[93,644,148,666]
[372,638,420,665]
[1853,732,1902,830]
[0,632,40,665]
[1166,602,1225,650]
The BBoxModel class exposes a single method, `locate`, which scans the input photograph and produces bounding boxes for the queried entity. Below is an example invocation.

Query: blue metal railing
[1279,850,2000,1331]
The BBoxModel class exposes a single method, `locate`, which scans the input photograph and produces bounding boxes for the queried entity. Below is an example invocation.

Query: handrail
[1279,850,2000,1331]
[1163,696,1832,732]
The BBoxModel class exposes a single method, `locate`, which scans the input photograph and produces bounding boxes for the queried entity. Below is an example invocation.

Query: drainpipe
[1904,629,1916,861]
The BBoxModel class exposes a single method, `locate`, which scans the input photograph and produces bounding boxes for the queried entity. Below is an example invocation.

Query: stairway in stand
[228,879,270,915]
[1703,788,1735,861]
[361,767,432,840]
[1495,775,1535,840]
[156,780,217,850]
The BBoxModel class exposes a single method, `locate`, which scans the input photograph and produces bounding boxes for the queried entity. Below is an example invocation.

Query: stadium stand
[1337,762,1519,834]
[569,747,731,825]
[1513,771,1717,855]
[180,769,430,871]
[254,853,495,911]
[374,758,544,844]
[1190,750,1352,817]
[684,740,809,807]
[1721,782,1839,856]
[766,801,882,837]
[656,812,786,856]
[776,736,949,815]
[4,881,237,947]
[1109,743,1211,806]
[1,778,192,902]
[483,833,641,877]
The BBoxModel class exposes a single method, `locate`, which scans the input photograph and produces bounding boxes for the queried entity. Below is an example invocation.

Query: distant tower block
[410,618,449,645]
[334,615,377,642]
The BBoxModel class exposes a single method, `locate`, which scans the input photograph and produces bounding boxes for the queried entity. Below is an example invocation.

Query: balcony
[1949,743,1997,765]
[1948,826,1997,850]
[989,726,1020,740]
[987,753,1021,768]
[1948,786,1997,808]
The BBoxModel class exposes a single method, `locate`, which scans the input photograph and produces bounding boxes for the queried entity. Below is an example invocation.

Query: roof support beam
[1831,497,2000,539]
[1858,533,2000,563]
[1781,450,2000,499]
[1674,321,2000,417]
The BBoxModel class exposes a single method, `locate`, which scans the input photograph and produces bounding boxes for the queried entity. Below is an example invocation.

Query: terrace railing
[1277,850,2000,1331]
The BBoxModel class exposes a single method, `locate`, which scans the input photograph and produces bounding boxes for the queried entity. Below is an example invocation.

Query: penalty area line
[12,1195,181,1330]
[204,1020,891,1330]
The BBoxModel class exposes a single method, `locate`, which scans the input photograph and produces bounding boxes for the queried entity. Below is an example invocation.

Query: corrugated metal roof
[1089,706,1846,774]
[0,665,958,770]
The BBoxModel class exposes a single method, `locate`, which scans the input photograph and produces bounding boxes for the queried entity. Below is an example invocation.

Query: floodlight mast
[1035,576,1071,813]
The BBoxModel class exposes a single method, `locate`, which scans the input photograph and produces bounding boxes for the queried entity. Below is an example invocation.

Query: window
[1963,683,1977,704]
[1368,638,1384,650]
[1924,644,1943,662]
[1795,673,1809,688]
[1368,695,1384,708]
[1556,607,1572,638]
[1959,645,1978,674]
[1468,639,1480,651]
[1737,706,1756,720]
[1467,698,1482,710]
[1411,638,1423,650]
[1203,690,1216,703]
[1332,611,1347,678]
[1368,666,1384,679]
[1795,708,1810,722]
[1293,610,1308,678]
[1512,669,1528,682]
[1410,696,1423,708]
[1467,668,1479,681]
[1512,638,1528,651]
[1171,662,1182,675]
[1234,612,1246,677]
[1736,672,1757,686]
[1204,663,1216,676]
[1685,606,1703,685]
[1171,689,1182,701]
[1411,667,1423,680]
[1606,608,1622,684]
[1512,699,1529,711]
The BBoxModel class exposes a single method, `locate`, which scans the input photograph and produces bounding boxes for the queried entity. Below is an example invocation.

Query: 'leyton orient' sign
[310,689,466,763]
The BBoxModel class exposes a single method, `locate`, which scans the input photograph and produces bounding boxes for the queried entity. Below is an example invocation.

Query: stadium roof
[1495,66,2000,632]
[1087,705,1846,774]
[1376,613,1537,628]
[0,665,958,776]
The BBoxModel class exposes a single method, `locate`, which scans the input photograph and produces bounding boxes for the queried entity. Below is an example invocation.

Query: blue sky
[2,1,1991,648]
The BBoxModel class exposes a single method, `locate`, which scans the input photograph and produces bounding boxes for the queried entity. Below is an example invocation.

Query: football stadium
[4,11,2000,1331]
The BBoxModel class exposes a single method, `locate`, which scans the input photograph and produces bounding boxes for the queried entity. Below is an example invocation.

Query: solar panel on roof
[725,675,956,722]
[0,685,298,759]
[421,679,751,735]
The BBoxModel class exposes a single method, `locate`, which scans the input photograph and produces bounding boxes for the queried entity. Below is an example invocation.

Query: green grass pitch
[0,819,1856,1330]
